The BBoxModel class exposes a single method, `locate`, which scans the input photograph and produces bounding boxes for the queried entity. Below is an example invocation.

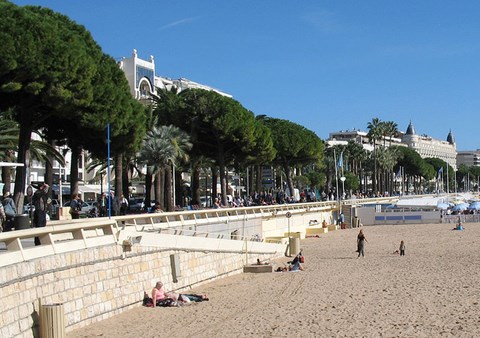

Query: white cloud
[159,17,199,31]
[301,9,339,33]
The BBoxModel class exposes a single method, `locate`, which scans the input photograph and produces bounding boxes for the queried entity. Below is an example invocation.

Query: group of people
[93,192,129,217]
[145,281,209,307]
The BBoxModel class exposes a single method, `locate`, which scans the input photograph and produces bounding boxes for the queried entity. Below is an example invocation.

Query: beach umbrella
[452,203,469,211]
[468,201,480,210]
[436,202,450,210]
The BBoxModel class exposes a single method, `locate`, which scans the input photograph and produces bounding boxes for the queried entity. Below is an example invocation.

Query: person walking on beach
[399,240,405,256]
[357,229,368,258]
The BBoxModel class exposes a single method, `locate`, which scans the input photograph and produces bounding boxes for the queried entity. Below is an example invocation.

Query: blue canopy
[468,201,480,210]
[452,203,469,211]
[436,202,450,210]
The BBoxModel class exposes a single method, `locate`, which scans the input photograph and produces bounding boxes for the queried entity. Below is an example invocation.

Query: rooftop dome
[447,129,455,144]
[405,121,416,135]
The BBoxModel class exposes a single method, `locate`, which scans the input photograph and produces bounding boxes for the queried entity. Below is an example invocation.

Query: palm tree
[0,117,20,196]
[367,118,383,194]
[0,113,64,210]
[383,121,398,146]
[138,125,191,211]
[345,141,368,193]
[376,147,399,195]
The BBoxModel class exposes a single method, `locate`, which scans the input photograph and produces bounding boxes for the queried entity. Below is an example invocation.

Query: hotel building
[326,121,457,170]
[118,49,231,102]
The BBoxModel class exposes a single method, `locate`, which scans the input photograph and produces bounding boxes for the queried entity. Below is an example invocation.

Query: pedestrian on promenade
[70,194,82,219]
[32,183,49,245]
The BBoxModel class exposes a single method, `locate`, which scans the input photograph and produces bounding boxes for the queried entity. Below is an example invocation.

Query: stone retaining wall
[0,243,279,337]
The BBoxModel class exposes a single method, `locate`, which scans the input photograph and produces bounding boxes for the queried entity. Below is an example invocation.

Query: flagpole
[340,152,345,200]
[446,166,449,196]
[401,166,404,196]
[333,148,339,203]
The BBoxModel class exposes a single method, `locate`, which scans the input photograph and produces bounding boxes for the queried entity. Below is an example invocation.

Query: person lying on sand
[145,282,209,307]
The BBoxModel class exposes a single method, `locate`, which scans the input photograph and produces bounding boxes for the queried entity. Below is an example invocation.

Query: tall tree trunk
[219,162,228,207]
[284,165,295,201]
[45,140,54,199]
[211,167,218,202]
[165,164,173,211]
[155,169,164,208]
[191,163,201,206]
[154,171,161,207]
[70,145,82,199]
[14,112,33,214]
[114,153,123,198]
[175,168,183,207]
[122,160,129,198]
[255,165,262,193]
[144,170,153,208]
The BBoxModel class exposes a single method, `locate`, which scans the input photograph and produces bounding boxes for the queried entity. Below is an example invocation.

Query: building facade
[326,122,457,170]
[401,121,457,170]
[327,129,403,151]
[457,150,480,167]
[118,49,231,102]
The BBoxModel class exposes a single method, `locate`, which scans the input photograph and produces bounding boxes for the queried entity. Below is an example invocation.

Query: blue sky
[11,0,480,150]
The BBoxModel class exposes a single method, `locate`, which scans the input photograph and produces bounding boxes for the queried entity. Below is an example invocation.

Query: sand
[68,223,480,338]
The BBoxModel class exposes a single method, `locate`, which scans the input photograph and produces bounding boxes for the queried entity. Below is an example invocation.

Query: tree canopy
[260,117,324,198]
[0,1,146,204]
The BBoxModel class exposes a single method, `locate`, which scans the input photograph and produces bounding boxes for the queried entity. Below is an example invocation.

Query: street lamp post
[59,166,63,208]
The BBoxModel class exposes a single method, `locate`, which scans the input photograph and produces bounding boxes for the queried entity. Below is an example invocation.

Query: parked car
[128,197,145,213]
[129,197,155,213]
[63,200,93,214]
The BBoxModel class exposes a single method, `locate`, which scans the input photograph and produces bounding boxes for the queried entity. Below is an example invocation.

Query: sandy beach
[68,223,480,338]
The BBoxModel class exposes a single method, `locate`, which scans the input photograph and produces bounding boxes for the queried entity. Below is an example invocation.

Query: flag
[437,167,443,180]
[337,152,343,169]
[395,167,402,178]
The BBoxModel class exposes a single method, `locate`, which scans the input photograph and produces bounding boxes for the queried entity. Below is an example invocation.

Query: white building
[326,122,457,170]
[118,49,231,102]
[401,121,457,170]
[326,128,403,152]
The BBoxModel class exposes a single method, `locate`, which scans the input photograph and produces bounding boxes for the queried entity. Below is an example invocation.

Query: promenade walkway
[68,222,480,337]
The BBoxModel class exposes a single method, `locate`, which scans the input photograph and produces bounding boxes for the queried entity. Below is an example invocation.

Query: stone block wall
[0,244,278,337]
